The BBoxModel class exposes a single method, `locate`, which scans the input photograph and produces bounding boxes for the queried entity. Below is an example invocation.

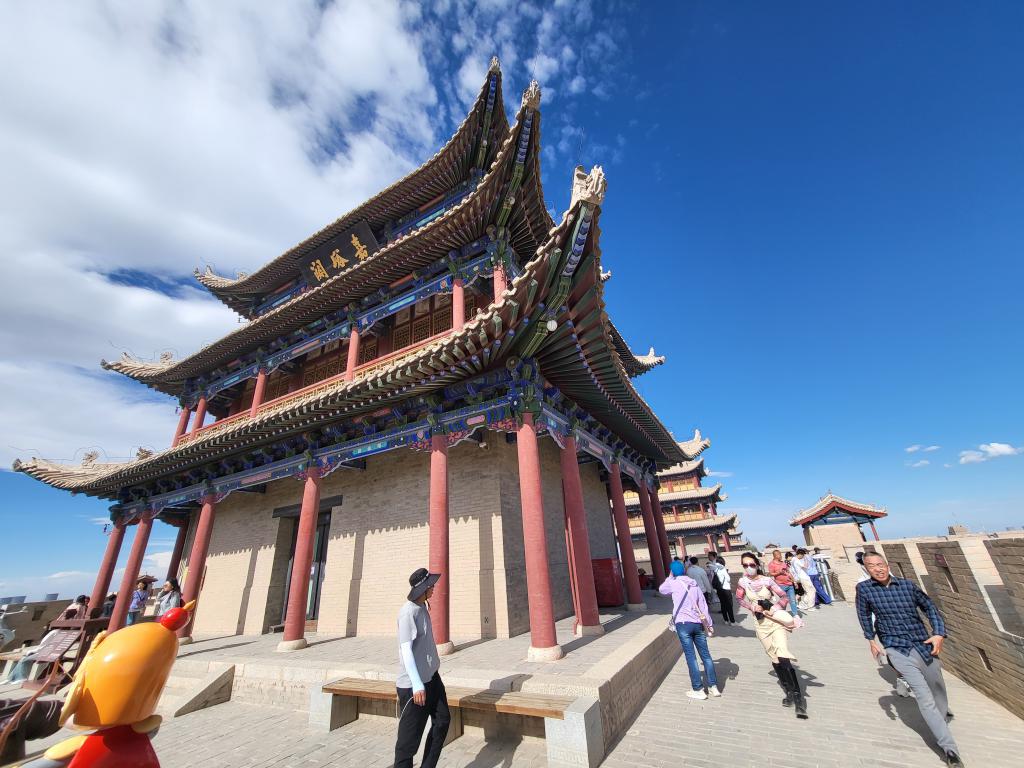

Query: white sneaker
[686,690,708,700]
[709,686,722,697]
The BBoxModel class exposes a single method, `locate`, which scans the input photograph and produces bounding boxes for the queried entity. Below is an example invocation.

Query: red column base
[527,645,565,662]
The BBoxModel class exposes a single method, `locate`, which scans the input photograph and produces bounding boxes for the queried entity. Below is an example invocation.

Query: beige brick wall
[807,522,865,556]
[184,478,301,637]
[183,428,614,642]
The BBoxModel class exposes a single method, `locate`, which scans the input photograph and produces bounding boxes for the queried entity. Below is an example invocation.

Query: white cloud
[144,551,174,574]
[707,470,734,478]
[0,1,632,477]
[923,445,941,452]
[959,443,1024,465]
[0,2,450,469]
[906,460,930,468]
[904,444,922,453]
[47,571,91,580]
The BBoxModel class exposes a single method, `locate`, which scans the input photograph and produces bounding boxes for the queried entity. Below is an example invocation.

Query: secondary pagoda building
[15,61,690,662]
[624,430,742,568]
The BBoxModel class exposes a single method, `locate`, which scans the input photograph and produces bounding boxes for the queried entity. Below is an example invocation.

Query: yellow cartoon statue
[20,601,194,767]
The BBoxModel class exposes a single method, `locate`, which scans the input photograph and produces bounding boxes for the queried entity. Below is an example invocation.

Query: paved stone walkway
[17,603,1024,767]
[604,602,1024,768]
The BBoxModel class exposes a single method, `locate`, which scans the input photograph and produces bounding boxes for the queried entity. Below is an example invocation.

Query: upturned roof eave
[197,66,509,308]
[789,493,889,526]
[14,174,580,500]
[103,86,543,394]
[532,201,686,468]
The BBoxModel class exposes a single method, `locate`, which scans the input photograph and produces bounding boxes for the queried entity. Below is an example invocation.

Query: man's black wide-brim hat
[408,567,441,601]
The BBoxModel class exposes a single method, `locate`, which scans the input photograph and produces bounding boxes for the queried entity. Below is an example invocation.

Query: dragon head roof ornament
[81,450,100,466]
[522,80,542,110]
[570,165,607,208]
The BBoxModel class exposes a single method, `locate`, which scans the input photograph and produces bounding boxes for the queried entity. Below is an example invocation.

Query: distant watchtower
[789,493,887,553]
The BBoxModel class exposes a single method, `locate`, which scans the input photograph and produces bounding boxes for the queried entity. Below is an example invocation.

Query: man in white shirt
[706,552,735,624]
[395,567,450,768]
[786,552,816,611]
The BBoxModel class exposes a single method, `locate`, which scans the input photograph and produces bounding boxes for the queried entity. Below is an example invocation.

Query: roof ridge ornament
[522,80,542,110]
[569,164,607,208]
[489,55,501,74]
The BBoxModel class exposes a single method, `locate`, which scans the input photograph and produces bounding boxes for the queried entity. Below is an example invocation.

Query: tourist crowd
[648,545,962,766]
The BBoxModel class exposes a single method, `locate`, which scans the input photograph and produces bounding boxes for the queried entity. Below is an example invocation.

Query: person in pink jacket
[660,560,720,699]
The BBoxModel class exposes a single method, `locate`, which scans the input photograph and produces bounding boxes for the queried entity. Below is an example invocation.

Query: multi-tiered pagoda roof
[15,62,687,509]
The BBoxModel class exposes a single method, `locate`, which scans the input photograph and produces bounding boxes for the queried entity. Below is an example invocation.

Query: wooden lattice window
[393,324,411,351]
[433,309,452,335]
[465,294,476,318]
[358,337,378,365]
[412,316,432,344]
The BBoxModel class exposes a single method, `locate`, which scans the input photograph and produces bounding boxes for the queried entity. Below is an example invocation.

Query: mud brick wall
[987,539,1024,633]
[915,541,1024,719]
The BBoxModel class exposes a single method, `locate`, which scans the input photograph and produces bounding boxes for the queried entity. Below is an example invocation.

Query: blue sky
[1,1,1021,600]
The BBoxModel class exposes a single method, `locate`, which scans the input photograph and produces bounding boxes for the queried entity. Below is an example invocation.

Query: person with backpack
[707,552,735,625]
[660,560,720,699]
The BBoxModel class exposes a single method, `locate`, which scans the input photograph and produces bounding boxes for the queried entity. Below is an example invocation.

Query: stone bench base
[309,685,603,768]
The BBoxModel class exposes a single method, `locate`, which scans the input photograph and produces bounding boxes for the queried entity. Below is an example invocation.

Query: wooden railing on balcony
[176,330,455,446]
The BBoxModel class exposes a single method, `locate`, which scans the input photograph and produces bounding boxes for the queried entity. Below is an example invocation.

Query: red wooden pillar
[676,536,686,558]
[705,533,715,551]
[88,522,126,618]
[493,262,507,300]
[344,328,360,381]
[637,484,666,585]
[172,406,191,447]
[166,523,188,582]
[649,485,672,576]
[722,531,733,552]
[516,413,562,661]
[107,515,154,631]
[178,497,217,640]
[452,278,465,331]
[711,501,718,516]
[560,435,602,635]
[190,396,208,434]
[608,464,644,609]
[279,468,322,651]
[250,368,268,417]
[870,521,880,541]
[428,434,454,654]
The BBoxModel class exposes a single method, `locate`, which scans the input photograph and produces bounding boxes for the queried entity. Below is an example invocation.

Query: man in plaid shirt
[856,551,961,766]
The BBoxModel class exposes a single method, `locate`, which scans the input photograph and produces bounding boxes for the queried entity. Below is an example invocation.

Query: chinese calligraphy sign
[300,220,380,286]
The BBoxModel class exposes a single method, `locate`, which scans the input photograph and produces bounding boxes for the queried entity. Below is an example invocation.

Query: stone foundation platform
[162,596,677,756]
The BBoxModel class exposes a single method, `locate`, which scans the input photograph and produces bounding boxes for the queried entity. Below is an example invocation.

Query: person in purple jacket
[660,560,720,699]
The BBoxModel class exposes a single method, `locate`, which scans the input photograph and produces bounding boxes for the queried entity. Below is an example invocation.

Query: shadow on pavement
[878,693,947,760]
[713,657,740,692]
[463,733,524,768]
[178,640,256,658]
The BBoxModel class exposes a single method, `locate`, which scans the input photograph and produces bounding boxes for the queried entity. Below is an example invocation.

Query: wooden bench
[310,677,604,768]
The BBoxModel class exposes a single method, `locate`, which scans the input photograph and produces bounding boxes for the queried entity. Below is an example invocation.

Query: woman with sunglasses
[735,551,809,719]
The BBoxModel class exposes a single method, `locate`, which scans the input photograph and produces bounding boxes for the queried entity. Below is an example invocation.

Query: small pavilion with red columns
[790,493,888,550]
[14,64,690,663]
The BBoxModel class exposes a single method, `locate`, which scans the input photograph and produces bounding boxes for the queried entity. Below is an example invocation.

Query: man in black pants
[707,552,735,625]
[395,567,450,768]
